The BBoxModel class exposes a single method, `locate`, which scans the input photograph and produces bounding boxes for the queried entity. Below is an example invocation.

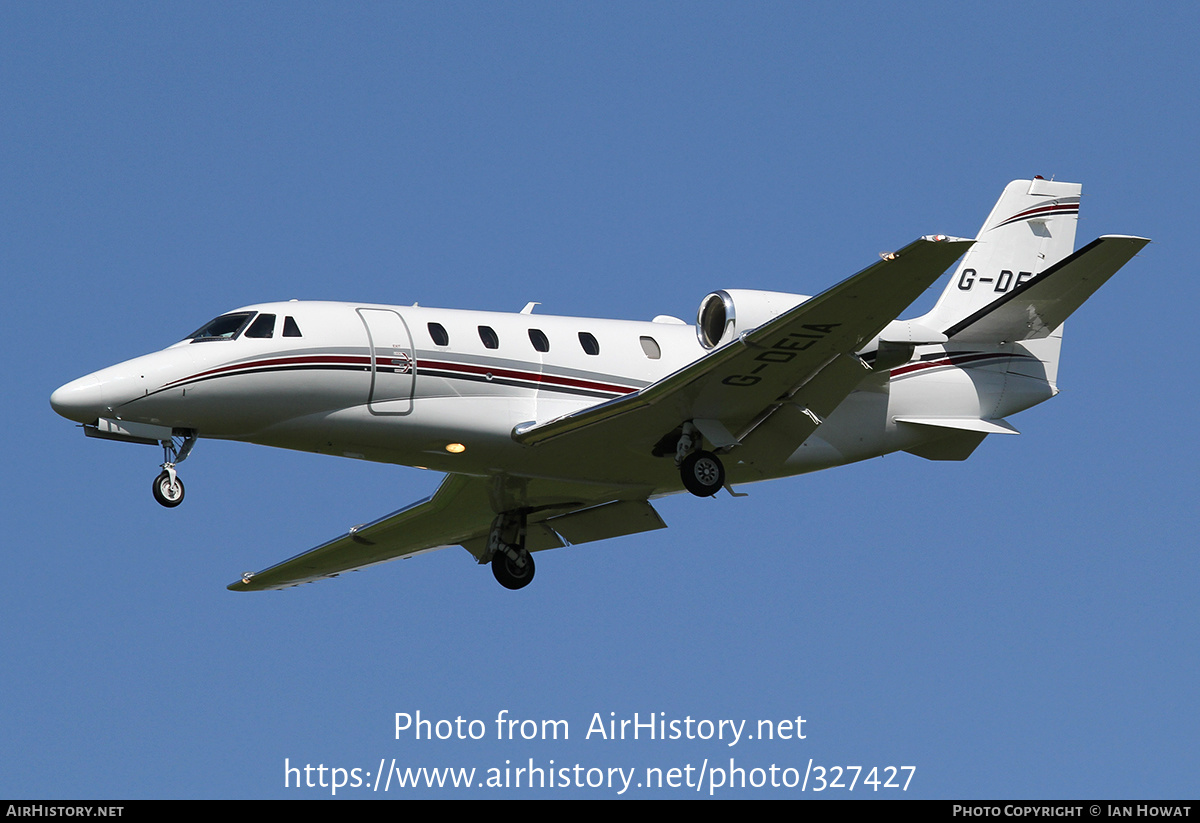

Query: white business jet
[50,179,1147,591]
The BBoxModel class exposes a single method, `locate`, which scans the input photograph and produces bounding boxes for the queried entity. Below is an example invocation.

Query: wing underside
[228,474,666,591]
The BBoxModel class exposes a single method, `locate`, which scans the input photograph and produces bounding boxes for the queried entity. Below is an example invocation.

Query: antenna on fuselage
[520,302,540,314]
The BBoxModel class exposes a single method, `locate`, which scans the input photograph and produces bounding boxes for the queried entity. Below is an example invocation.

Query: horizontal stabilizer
[944,235,1149,342]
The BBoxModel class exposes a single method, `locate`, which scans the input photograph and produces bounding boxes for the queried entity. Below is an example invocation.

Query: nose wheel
[152,432,196,508]
[152,469,185,507]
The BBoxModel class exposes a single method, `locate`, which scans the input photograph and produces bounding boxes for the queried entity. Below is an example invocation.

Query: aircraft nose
[50,375,107,423]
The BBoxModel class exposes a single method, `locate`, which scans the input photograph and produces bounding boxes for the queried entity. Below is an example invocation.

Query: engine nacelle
[696,289,811,349]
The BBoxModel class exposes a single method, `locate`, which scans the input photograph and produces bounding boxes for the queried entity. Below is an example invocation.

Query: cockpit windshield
[186,312,255,342]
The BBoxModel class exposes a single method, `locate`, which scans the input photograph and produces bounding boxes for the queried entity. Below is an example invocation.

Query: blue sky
[5,3,1197,798]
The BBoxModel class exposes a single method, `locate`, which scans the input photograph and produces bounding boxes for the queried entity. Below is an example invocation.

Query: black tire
[681,450,724,497]
[491,550,536,590]
[152,470,185,508]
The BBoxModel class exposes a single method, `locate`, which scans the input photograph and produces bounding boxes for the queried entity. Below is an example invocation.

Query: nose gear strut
[152,432,197,508]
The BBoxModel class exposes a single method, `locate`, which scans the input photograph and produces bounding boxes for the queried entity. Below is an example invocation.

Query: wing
[513,235,973,456]
[228,473,666,591]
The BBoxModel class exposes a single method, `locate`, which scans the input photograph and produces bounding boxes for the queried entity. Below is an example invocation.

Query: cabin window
[283,316,303,337]
[428,322,450,346]
[244,313,276,338]
[187,312,254,342]
[639,336,661,359]
[478,325,500,349]
[528,329,549,352]
[578,332,600,355]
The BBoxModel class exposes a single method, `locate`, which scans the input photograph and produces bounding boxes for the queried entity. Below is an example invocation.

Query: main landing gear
[681,450,725,497]
[152,433,196,508]
[675,422,725,497]
[492,550,536,590]
[486,510,536,590]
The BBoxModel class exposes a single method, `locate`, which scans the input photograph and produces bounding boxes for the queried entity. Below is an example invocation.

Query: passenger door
[357,308,415,415]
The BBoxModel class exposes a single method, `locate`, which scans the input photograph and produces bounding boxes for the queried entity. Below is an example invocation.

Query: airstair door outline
[357,308,415,415]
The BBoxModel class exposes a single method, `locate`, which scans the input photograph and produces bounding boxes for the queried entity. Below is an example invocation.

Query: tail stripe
[919,179,1082,335]
[994,200,1080,228]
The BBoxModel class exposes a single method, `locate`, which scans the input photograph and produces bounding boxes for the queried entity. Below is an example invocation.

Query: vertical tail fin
[894,180,1144,437]
[921,178,1081,333]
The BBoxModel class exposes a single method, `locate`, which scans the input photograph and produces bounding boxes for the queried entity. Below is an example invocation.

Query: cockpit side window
[244,314,276,338]
[282,316,303,337]
[187,312,255,342]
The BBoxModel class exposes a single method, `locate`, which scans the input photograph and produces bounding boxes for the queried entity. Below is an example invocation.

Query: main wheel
[681,450,725,497]
[491,550,536,590]
[152,470,185,508]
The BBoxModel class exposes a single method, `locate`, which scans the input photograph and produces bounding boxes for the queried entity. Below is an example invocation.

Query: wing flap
[460,499,666,557]
[547,499,667,545]
[730,352,875,475]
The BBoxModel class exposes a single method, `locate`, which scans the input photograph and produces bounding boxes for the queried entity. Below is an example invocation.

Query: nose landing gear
[153,433,196,508]
[152,469,185,507]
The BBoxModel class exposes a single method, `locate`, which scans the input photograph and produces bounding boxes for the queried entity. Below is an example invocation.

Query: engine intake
[696,289,810,348]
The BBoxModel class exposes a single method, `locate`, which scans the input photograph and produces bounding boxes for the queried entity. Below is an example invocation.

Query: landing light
[445,443,466,454]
